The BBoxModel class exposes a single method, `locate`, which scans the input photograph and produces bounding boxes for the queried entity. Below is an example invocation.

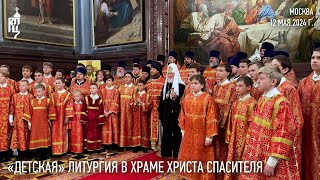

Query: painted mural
[174,0,319,64]
[4,0,74,46]
[93,0,144,47]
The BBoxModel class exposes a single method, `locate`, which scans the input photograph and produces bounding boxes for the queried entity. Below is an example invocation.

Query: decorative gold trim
[271,137,293,146]
[234,114,248,121]
[253,117,272,129]
[120,95,132,99]
[270,153,288,160]
[33,107,47,110]
[30,138,50,143]
[52,142,63,145]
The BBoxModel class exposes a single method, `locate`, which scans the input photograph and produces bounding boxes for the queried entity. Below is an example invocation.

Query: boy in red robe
[239,66,298,179]
[17,65,35,91]
[69,90,86,154]
[0,64,17,92]
[178,74,218,180]
[182,63,203,97]
[298,48,320,180]
[248,61,265,100]
[213,64,237,162]
[43,62,56,87]
[51,78,73,156]
[85,83,104,152]
[31,70,53,98]
[25,84,56,160]
[225,76,257,180]
[0,70,15,162]
[100,75,120,151]
[119,72,136,149]
[10,80,33,160]
[272,55,304,179]
[131,79,151,152]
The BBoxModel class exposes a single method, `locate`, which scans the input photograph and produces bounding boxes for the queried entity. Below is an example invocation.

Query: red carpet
[81,152,172,180]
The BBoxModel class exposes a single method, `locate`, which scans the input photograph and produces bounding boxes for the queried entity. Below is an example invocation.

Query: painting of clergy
[3,0,75,46]
[93,0,144,47]
[173,0,318,64]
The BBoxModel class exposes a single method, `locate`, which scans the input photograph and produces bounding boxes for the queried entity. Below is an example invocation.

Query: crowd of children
[0,44,319,180]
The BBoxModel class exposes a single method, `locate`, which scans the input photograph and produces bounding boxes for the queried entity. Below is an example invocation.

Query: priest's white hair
[162,63,185,100]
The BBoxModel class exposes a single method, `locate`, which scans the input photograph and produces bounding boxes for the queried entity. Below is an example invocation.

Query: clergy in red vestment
[162,51,181,77]
[70,67,91,97]
[140,66,150,83]
[30,70,53,98]
[204,50,220,94]
[102,64,112,77]
[260,42,274,59]
[131,79,152,152]
[85,84,104,152]
[178,74,218,180]
[156,55,165,67]
[69,90,86,154]
[51,78,73,155]
[119,72,135,148]
[213,64,237,162]
[239,66,298,180]
[225,77,257,180]
[132,64,141,85]
[43,62,56,87]
[146,61,165,150]
[70,64,90,88]
[9,80,33,160]
[113,61,126,88]
[0,65,18,92]
[179,51,195,83]
[132,58,142,83]
[100,75,120,151]
[16,65,35,92]
[0,70,15,162]
[25,84,56,160]
[248,61,265,100]
[298,49,320,180]
[272,56,304,179]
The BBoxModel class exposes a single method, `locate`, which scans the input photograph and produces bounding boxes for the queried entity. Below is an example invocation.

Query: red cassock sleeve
[110,89,120,114]
[98,99,105,125]
[48,98,57,121]
[270,99,297,160]
[65,92,74,118]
